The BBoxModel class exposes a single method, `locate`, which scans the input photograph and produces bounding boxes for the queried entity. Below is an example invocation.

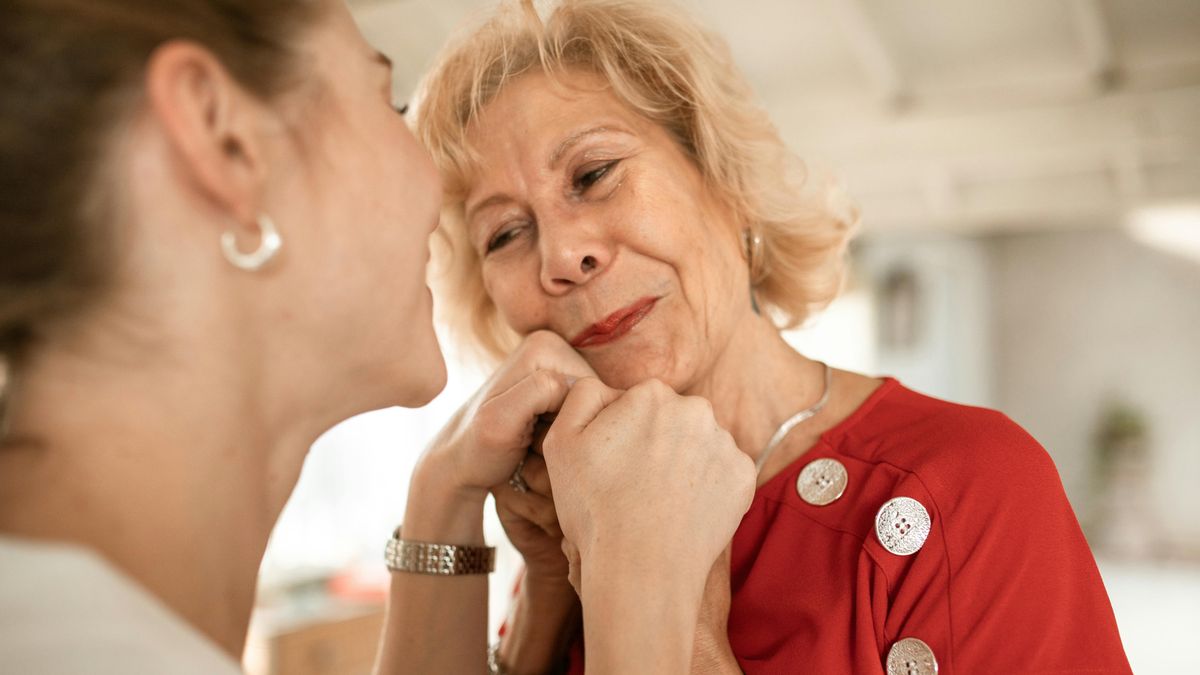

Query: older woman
[0,1,753,673]
[412,0,1133,673]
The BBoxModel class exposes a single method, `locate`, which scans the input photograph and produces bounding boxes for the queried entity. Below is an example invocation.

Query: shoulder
[836,380,1062,505]
[0,537,243,675]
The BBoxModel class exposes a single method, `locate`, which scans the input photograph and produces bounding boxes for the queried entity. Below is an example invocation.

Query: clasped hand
[422,331,754,672]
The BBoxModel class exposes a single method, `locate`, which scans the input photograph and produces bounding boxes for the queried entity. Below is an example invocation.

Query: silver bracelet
[487,642,511,675]
[383,527,495,576]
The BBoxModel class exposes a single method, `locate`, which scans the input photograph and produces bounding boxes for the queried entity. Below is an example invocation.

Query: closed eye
[486,223,529,254]
[574,160,618,192]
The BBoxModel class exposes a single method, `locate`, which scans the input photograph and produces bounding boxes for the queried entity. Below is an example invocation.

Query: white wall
[854,235,995,407]
[989,227,1200,551]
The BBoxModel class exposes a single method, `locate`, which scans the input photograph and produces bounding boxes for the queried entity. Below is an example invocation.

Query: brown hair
[416,0,859,362]
[0,0,322,416]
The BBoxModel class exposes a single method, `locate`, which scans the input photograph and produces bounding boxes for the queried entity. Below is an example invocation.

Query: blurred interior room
[245,1,1200,673]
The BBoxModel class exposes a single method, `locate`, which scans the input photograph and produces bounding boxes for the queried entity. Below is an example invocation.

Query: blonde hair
[415,0,859,362]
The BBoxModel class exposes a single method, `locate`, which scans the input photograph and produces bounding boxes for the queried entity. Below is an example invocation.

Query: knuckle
[473,417,507,449]
[736,455,757,493]
[573,375,603,395]
[631,378,668,399]
[531,369,560,394]
[524,330,562,353]
[683,394,715,417]
[648,378,674,395]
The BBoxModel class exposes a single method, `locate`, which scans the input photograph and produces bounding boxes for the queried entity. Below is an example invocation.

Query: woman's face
[269,2,445,406]
[463,70,752,391]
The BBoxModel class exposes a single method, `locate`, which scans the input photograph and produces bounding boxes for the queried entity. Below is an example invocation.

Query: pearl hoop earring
[742,227,765,282]
[742,227,766,315]
[221,214,282,272]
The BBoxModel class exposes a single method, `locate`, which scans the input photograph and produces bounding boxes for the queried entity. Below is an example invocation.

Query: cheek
[483,263,543,333]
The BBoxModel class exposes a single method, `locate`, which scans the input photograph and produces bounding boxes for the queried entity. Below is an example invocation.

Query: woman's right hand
[394,331,592,675]
[409,331,592,673]
[415,330,595,502]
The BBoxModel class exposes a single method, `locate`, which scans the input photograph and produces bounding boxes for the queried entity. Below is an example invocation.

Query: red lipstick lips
[570,297,659,348]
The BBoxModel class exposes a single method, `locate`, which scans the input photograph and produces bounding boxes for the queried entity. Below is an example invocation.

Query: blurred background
[244,1,1200,673]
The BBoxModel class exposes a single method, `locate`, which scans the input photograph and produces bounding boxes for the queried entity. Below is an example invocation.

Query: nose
[538,217,613,294]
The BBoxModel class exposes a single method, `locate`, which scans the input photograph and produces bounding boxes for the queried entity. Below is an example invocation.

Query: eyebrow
[465,125,634,226]
[464,193,515,230]
[548,125,630,168]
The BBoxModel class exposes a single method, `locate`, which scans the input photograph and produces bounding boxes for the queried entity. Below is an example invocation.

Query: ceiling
[348,0,1200,234]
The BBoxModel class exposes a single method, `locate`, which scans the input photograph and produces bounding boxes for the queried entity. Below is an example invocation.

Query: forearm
[579,553,705,675]
[374,456,490,675]
[498,577,581,674]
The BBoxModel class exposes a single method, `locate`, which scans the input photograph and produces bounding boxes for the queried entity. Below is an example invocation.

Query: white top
[0,536,243,674]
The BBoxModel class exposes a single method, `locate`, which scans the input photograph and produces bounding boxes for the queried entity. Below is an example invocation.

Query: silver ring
[508,456,530,494]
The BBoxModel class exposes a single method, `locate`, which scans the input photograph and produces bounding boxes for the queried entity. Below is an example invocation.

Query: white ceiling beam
[1068,0,1119,92]
[822,0,907,109]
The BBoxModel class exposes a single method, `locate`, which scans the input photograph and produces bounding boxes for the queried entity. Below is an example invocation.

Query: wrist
[580,554,705,674]
[579,525,710,589]
[497,575,581,675]
[401,454,488,544]
[520,566,573,593]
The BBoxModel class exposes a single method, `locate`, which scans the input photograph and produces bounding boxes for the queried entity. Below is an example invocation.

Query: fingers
[530,414,555,457]
[545,377,620,443]
[474,370,573,455]
[520,453,553,496]
[494,487,563,538]
[519,330,596,381]
[487,331,595,397]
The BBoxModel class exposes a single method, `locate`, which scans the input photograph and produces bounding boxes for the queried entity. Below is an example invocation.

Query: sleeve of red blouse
[879,409,1132,674]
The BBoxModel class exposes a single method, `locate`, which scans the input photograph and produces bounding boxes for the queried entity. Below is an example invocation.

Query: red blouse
[558,378,1131,673]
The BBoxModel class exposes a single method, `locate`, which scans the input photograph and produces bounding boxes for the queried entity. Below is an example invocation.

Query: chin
[400,342,448,407]
[588,349,685,392]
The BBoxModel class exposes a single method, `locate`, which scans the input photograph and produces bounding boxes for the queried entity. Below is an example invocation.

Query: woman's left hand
[690,547,742,674]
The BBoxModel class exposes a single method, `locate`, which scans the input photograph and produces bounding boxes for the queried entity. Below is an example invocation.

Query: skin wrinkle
[458,68,884,496]
[466,71,823,451]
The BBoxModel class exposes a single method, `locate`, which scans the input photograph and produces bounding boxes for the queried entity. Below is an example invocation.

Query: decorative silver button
[875,497,931,556]
[886,637,938,675]
[796,457,848,506]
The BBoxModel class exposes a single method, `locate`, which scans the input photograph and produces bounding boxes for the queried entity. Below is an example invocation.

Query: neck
[0,332,336,659]
[683,313,826,467]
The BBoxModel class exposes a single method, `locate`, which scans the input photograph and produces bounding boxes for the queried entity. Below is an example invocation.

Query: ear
[144,41,270,230]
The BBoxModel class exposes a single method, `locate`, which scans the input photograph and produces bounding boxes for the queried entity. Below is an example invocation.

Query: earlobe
[144,41,267,229]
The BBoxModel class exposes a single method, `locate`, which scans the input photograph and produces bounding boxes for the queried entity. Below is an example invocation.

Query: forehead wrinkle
[461,138,526,225]
[466,125,637,219]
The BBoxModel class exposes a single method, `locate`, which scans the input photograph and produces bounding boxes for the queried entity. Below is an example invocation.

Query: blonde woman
[407,0,1133,673]
[0,1,753,673]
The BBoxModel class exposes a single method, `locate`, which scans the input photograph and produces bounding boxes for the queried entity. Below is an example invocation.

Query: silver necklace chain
[754,362,833,475]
